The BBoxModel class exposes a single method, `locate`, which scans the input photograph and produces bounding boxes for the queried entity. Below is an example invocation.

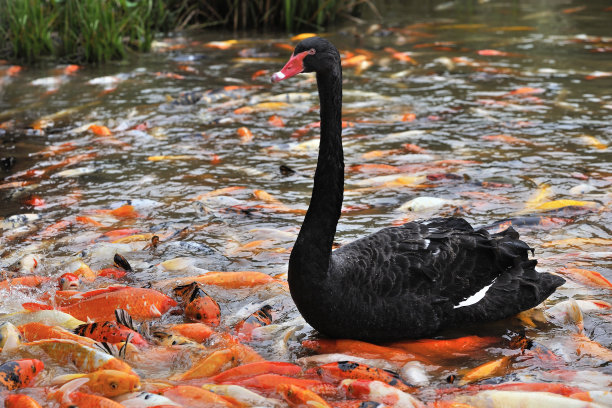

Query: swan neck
[289,65,344,280]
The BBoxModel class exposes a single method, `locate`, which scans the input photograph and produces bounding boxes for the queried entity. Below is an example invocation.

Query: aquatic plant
[0,0,172,63]
[0,0,374,63]
[169,0,375,32]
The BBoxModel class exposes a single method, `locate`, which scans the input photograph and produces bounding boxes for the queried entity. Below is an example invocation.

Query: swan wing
[331,217,517,306]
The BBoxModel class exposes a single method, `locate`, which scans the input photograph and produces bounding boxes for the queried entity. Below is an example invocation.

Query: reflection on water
[0,0,611,405]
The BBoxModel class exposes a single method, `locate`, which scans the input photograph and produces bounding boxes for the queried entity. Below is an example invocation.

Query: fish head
[93,369,141,397]
[58,272,80,290]
[0,321,23,350]
[185,296,221,326]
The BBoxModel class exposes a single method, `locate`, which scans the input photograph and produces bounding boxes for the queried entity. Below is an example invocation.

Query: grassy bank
[0,0,372,64]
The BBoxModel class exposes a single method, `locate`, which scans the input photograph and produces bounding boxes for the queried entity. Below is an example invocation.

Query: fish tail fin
[562,298,585,333]
[22,302,53,311]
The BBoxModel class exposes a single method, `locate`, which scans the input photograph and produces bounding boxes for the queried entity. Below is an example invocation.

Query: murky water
[1,0,611,406]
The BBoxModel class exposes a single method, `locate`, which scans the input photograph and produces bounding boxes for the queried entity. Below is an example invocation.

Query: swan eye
[308,48,316,55]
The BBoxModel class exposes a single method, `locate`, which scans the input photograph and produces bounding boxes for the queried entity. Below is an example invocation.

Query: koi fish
[3,394,43,408]
[170,347,241,380]
[51,377,125,408]
[310,361,415,392]
[235,305,273,339]
[202,384,283,407]
[18,322,96,346]
[0,322,23,351]
[541,238,612,248]
[74,320,147,347]
[58,273,80,290]
[0,276,50,290]
[0,359,44,390]
[23,286,177,321]
[160,385,236,407]
[174,282,221,326]
[52,369,140,397]
[167,322,215,343]
[302,339,424,365]
[388,336,500,359]
[211,361,302,383]
[457,390,607,408]
[223,374,336,397]
[1,310,85,330]
[21,339,133,373]
[279,383,332,408]
[457,356,513,385]
[116,391,181,406]
[154,271,277,290]
[341,379,424,408]
[556,268,612,289]
[152,331,205,348]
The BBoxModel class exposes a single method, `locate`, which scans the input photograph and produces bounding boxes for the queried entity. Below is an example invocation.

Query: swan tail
[450,227,565,324]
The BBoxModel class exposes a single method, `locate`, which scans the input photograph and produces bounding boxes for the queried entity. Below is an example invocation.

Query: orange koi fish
[237,126,254,143]
[557,267,612,289]
[18,322,96,346]
[341,379,424,408]
[73,320,147,347]
[21,339,133,373]
[211,361,301,383]
[0,359,44,390]
[160,385,236,407]
[348,164,402,174]
[0,276,50,290]
[70,261,96,281]
[457,356,513,385]
[235,305,273,340]
[3,394,43,408]
[268,115,285,127]
[185,296,221,326]
[167,322,215,343]
[170,347,242,381]
[224,374,336,397]
[75,216,104,227]
[88,124,112,136]
[174,282,221,326]
[96,268,126,279]
[309,362,415,393]
[155,271,277,290]
[23,286,177,321]
[58,273,80,290]
[387,336,500,359]
[95,204,140,218]
[51,377,125,408]
[441,382,585,397]
[279,383,332,408]
[302,339,423,364]
[52,369,140,397]
[481,134,535,145]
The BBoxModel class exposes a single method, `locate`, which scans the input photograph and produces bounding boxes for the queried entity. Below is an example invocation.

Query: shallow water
[0,0,611,406]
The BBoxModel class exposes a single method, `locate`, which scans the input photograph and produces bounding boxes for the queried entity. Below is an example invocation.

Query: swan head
[271,37,340,83]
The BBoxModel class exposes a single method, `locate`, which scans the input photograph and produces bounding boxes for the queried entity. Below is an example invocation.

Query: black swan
[271,37,565,341]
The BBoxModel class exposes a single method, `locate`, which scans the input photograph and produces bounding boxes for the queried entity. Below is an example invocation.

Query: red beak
[271,49,313,83]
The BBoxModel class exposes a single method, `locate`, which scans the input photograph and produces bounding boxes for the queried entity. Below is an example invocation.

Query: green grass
[0,0,372,63]
[0,0,172,63]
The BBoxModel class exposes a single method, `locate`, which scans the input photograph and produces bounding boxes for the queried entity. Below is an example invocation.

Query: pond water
[0,0,611,406]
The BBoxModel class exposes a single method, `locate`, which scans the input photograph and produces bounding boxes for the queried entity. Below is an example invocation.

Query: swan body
[272,37,565,341]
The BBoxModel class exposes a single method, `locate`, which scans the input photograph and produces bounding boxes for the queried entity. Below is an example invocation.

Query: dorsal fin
[115,308,136,330]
